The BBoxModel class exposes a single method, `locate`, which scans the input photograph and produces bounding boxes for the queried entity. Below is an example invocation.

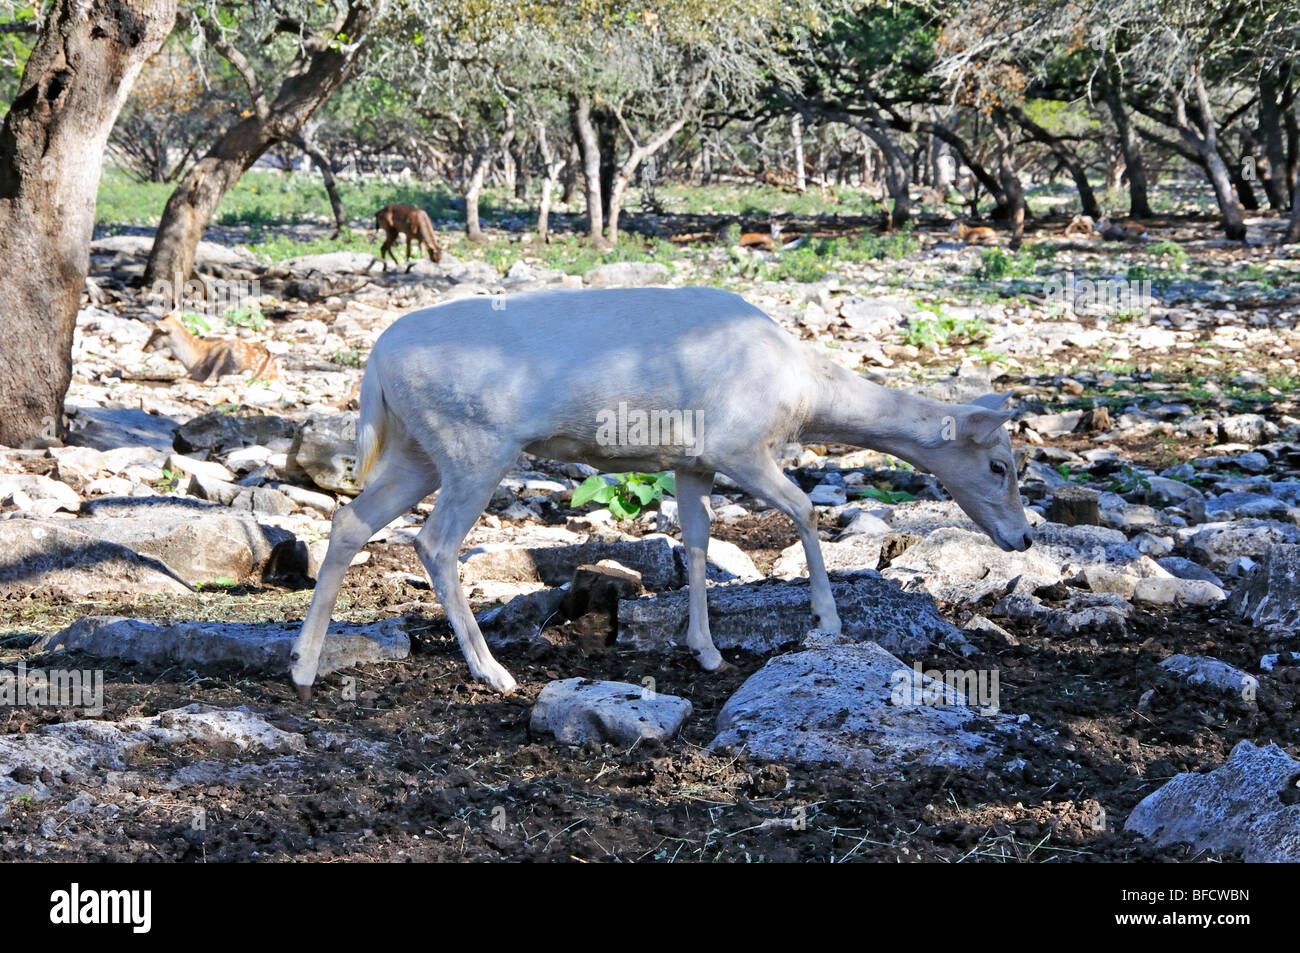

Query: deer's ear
[965,408,1013,445]
[968,391,1012,411]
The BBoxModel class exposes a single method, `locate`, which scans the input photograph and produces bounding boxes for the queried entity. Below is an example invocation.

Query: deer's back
[372,287,814,448]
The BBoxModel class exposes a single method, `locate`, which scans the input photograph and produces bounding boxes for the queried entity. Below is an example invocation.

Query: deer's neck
[161,327,210,371]
[802,359,950,469]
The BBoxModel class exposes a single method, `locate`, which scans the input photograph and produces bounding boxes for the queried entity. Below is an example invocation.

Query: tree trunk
[1285,176,1300,243]
[561,142,579,203]
[464,150,490,242]
[1221,139,1260,211]
[510,132,529,201]
[293,127,346,237]
[596,107,617,225]
[606,78,707,243]
[1007,106,1101,219]
[792,113,806,192]
[0,0,176,448]
[1103,71,1153,218]
[144,0,377,286]
[991,117,1026,248]
[535,123,566,243]
[1258,69,1291,210]
[570,94,608,248]
[1173,69,1247,241]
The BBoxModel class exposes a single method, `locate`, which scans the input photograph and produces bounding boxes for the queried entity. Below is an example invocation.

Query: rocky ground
[1,210,1299,862]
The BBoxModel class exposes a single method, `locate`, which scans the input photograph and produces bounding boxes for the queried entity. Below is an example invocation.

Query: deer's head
[921,393,1034,552]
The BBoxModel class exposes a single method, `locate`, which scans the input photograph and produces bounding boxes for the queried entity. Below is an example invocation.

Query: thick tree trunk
[0,0,176,448]
[596,108,618,225]
[570,94,608,248]
[1103,74,1153,218]
[992,118,1026,249]
[560,142,579,203]
[144,0,377,286]
[1222,139,1260,211]
[1258,69,1291,210]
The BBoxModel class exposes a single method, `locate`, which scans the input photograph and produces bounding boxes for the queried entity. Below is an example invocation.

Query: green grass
[97,166,474,229]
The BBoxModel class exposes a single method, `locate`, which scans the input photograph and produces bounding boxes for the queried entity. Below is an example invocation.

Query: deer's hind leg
[412,448,520,693]
[290,436,439,696]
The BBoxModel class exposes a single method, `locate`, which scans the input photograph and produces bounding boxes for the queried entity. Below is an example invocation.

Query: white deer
[289,287,1033,697]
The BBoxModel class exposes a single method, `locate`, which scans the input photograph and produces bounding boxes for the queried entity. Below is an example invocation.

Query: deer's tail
[355,363,387,487]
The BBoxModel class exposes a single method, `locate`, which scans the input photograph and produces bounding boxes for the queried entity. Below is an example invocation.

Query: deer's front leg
[675,468,727,670]
[724,455,841,635]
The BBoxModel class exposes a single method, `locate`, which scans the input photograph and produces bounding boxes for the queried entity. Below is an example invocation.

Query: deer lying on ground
[289,287,1034,698]
[738,223,783,252]
[1063,214,1097,238]
[374,204,442,270]
[144,314,278,383]
[949,220,998,244]
[1097,217,1149,241]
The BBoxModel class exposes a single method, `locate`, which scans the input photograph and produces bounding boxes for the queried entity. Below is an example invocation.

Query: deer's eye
[990,461,1008,477]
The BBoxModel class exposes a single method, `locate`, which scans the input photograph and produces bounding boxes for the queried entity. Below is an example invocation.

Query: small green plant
[975,248,1038,280]
[570,472,675,520]
[1107,467,1151,494]
[1149,240,1188,269]
[156,468,183,493]
[853,486,916,504]
[331,349,366,368]
[179,311,210,335]
[903,302,992,349]
[225,305,267,331]
[1054,464,1092,484]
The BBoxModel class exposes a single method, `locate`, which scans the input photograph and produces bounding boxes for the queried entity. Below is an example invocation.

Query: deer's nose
[1021,529,1035,550]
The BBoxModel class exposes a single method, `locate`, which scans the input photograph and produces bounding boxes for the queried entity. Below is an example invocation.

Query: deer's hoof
[294,683,313,702]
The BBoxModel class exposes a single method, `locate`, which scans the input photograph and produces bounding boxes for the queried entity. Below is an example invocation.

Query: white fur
[289,287,1033,694]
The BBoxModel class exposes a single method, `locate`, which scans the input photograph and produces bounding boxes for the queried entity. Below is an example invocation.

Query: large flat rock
[0,704,306,802]
[617,571,970,657]
[1226,543,1300,629]
[530,678,692,746]
[711,638,1020,773]
[39,616,409,676]
[0,520,191,598]
[1125,741,1300,862]
[74,498,297,585]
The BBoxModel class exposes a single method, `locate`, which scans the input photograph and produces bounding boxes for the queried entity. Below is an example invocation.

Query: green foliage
[902,302,991,348]
[1107,467,1151,494]
[1149,240,1188,269]
[156,468,184,493]
[179,311,210,335]
[224,305,266,331]
[853,486,916,504]
[975,248,1043,280]
[330,349,366,368]
[570,472,675,520]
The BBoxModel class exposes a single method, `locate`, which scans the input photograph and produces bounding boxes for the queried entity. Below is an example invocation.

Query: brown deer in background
[375,204,442,270]
[144,314,278,383]
[949,221,998,245]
